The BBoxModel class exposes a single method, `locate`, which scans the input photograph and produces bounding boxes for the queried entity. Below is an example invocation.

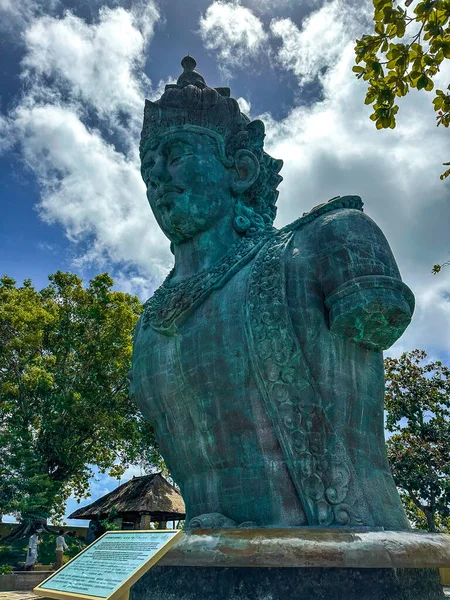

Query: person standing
[55,529,68,570]
[24,529,41,571]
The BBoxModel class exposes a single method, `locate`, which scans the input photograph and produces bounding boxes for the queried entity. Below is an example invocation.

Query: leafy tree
[0,272,164,537]
[385,349,450,532]
[398,489,450,530]
[353,0,450,179]
[432,255,450,273]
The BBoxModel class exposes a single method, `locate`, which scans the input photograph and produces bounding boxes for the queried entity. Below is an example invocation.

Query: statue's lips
[155,187,183,207]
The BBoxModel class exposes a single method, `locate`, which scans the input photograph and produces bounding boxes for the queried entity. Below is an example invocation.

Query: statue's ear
[231,149,260,195]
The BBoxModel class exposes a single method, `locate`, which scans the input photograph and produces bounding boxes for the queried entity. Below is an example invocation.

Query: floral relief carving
[247,229,367,527]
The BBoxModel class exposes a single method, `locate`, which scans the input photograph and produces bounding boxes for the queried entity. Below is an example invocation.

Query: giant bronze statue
[129,57,449,600]
[130,55,414,530]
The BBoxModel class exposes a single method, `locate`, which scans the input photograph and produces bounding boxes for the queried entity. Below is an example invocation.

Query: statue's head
[140,56,283,245]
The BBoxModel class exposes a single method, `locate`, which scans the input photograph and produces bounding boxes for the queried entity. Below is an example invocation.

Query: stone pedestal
[129,528,450,600]
[132,565,443,600]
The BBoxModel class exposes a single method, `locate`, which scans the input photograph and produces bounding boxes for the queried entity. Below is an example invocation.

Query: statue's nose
[149,157,171,186]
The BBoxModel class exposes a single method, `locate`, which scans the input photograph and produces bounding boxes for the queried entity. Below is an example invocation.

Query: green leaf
[396,81,408,96]
[365,91,378,104]
[386,22,398,37]
[395,57,407,72]
[413,57,424,72]
[373,0,392,9]
[409,71,422,81]
[409,71,422,87]
[417,74,430,90]
[440,165,450,179]
[371,61,383,76]
[436,48,445,62]
[423,54,436,66]
[396,20,406,37]
[437,5,450,24]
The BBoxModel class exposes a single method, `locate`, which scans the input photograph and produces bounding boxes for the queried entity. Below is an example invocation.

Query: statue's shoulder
[280,195,364,235]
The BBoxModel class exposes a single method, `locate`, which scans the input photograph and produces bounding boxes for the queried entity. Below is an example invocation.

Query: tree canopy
[0,271,164,531]
[353,0,450,179]
[385,349,450,532]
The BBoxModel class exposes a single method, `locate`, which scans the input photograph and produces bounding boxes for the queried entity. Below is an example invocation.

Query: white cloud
[270,0,371,85]
[260,38,450,354]
[0,114,14,153]
[4,2,171,282]
[21,5,157,140]
[199,1,268,77]
[112,271,161,302]
[236,96,252,115]
[12,102,170,278]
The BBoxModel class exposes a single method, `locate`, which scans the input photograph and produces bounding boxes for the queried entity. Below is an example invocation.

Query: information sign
[34,529,182,600]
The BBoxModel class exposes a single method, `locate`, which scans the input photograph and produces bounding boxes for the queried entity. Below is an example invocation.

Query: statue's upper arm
[292,208,415,350]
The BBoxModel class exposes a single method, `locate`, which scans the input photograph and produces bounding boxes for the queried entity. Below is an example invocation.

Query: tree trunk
[424,508,437,533]
[0,518,59,542]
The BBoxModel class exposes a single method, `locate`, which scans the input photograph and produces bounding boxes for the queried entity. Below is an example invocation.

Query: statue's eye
[169,152,192,166]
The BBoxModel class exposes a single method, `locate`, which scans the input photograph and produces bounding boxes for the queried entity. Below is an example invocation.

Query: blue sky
[1,0,449,525]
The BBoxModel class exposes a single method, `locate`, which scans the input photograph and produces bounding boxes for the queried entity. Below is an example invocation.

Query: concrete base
[0,572,53,592]
[158,528,450,568]
[130,566,445,600]
[130,529,450,600]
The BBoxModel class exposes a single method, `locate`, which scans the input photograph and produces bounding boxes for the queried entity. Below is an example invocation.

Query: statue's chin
[160,223,192,245]
[158,213,205,245]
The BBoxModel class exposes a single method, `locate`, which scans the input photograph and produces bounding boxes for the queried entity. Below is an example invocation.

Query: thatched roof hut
[69,473,185,529]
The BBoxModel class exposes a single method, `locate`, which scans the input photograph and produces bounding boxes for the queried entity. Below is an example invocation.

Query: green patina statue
[130,56,415,531]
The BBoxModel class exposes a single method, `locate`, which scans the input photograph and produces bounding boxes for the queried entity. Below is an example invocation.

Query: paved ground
[0,594,39,600]
[1,588,450,598]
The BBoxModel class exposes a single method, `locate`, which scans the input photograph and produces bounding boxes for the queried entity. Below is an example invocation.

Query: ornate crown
[140,56,263,159]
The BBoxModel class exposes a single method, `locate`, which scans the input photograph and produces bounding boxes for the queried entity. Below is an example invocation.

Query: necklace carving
[142,233,269,335]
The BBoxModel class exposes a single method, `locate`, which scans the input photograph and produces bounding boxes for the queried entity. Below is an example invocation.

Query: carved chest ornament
[142,232,269,335]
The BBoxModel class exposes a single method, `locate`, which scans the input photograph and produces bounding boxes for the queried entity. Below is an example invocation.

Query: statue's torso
[133,210,412,531]
[133,262,306,526]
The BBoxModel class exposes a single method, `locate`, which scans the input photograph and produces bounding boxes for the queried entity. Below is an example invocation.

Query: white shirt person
[54,530,68,570]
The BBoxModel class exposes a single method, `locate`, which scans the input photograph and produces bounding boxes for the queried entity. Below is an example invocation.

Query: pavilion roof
[68,473,186,520]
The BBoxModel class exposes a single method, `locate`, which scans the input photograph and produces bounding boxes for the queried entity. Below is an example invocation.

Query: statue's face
[141,130,234,245]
